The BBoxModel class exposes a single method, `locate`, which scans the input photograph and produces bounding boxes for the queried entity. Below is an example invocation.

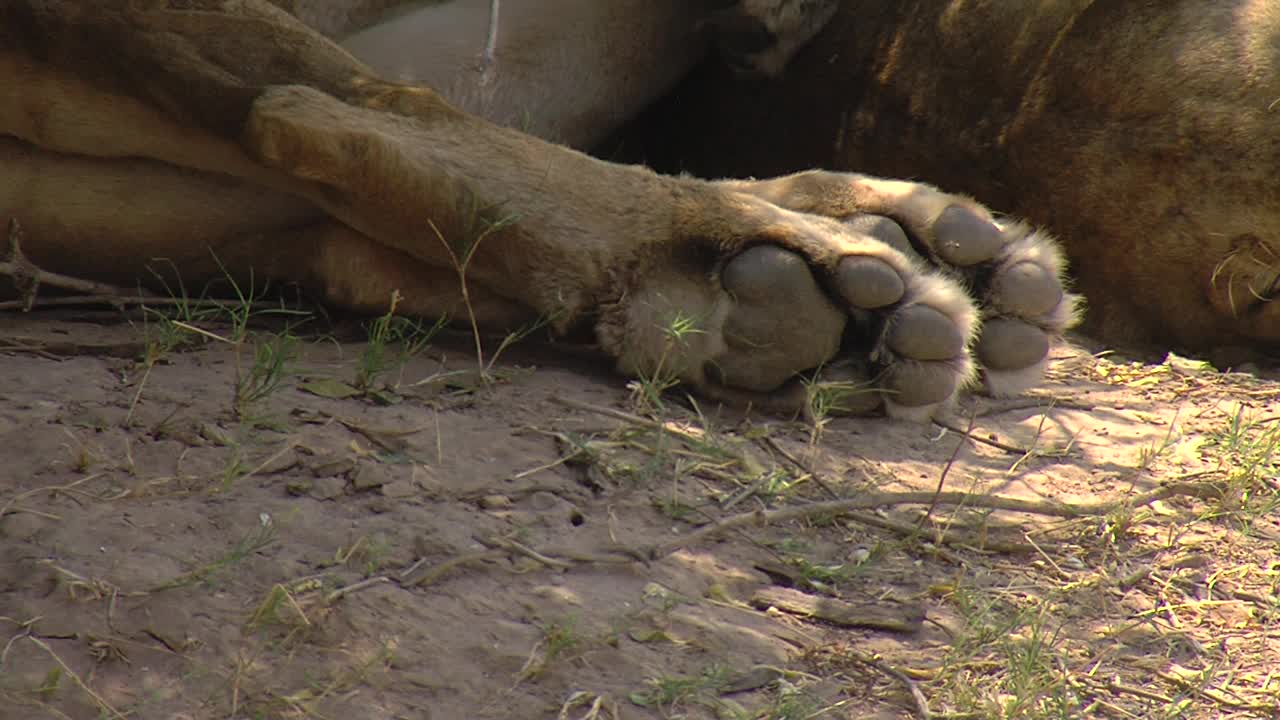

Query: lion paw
[602,185,988,420]
[602,172,1081,419]
[713,241,978,420]
[723,171,1082,401]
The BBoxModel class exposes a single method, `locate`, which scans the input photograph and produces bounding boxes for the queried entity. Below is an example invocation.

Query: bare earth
[2,308,1278,720]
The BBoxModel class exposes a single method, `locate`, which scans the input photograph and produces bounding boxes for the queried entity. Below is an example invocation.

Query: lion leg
[0,135,532,329]
[240,83,991,418]
[3,1,1008,418]
[224,222,539,329]
[724,171,1083,398]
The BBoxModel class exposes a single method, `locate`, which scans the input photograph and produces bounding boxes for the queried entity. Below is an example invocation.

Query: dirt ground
[1,307,1278,720]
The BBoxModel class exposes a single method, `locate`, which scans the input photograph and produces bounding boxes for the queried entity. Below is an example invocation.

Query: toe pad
[989,261,1064,317]
[975,318,1051,371]
[933,205,1003,266]
[887,305,967,361]
[836,256,906,309]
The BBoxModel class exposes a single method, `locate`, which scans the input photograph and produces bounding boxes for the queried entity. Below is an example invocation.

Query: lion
[0,0,1081,420]
[618,1,1280,366]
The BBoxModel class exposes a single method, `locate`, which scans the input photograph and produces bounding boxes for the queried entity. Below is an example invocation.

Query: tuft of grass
[128,289,214,426]
[1201,405,1280,527]
[517,618,582,680]
[427,203,522,382]
[35,667,62,701]
[628,664,734,714]
[335,534,393,577]
[802,370,882,450]
[629,309,706,417]
[356,290,445,392]
[246,583,313,639]
[930,582,1083,719]
[126,257,314,426]
[24,636,127,719]
[235,332,298,420]
[150,520,277,592]
[252,641,395,718]
[1133,407,1184,473]
[749,680,826,720]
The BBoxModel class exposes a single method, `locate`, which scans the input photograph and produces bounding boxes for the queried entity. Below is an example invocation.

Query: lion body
[624,1,1280,359]
[25,1,1262,414]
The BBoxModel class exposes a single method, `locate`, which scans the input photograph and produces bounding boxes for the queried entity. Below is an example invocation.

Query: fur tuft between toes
[983,357,1051,398]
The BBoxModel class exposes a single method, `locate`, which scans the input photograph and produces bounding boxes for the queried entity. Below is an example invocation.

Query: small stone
[310,454,356,478]
[308,476,348,500]
[381,480,418,499]
[528,491,561,511]
[200,423,235,447]
[478,494,513,509]
[352,463,394,491]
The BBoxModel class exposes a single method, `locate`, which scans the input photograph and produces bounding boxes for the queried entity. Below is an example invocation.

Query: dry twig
[848,649,933,719]
[2,219,157,309]
[648,481,1225,559]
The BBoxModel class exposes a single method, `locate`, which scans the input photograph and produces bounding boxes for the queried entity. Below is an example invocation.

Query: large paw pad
[715,244,845,391]
[715,233,978,419]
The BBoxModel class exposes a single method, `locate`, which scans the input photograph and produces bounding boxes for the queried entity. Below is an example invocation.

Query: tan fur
[0,0,1078,414]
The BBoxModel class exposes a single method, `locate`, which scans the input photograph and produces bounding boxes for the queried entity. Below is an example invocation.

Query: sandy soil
[2,308,1278,719]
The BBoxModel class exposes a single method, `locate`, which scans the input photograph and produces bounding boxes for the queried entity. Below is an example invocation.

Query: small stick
[2,220,306,315]
[0,474,105,519]
[28,636,128,720]
[848,649,933,719]
[230,440,300,483]
[476,535,640,567]
[402,549,506,587]
[844,510,977,562]
[3,219,156,308]
[760,435,841,500]
[552,396,665,428]
[932,417,1032,455]
[551,396,710,446]
[476,535,574,570]
[648,481,1225,558]
[325,576,391,604]
[479,0,500,82]
[0,295,285,312]
[919,410,975,527]
[1084,677,1174,704]
[0,506,61,521]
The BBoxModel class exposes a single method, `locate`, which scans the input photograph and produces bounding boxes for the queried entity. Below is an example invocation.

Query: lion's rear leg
[0,136,531,328]
[264,223,539,329]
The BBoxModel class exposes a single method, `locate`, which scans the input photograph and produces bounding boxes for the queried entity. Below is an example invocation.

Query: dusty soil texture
[2,308,1279,720]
